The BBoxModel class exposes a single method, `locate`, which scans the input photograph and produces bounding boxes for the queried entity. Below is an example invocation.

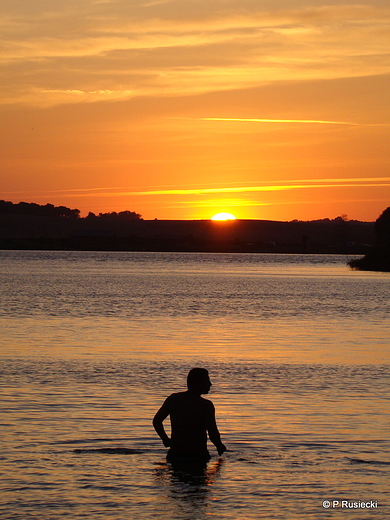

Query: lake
[1,251,389,519]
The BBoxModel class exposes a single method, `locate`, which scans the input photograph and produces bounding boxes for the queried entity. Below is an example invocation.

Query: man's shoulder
[167,392,213,406]
[167,391,187,401]
[200,396,215,408]
[165,391,193,409]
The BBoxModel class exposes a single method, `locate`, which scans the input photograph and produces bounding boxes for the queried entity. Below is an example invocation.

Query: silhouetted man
[153,368,226,460]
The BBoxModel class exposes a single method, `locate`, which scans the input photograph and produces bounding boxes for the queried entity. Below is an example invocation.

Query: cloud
[1,2,390,106]
[187,117,359,126]
[105,177,390,197]
[4,177,390,198]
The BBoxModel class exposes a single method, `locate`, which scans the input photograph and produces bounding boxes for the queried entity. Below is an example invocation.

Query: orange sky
[1,0,390,220]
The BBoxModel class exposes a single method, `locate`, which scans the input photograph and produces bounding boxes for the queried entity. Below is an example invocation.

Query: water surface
[1,251,389,519]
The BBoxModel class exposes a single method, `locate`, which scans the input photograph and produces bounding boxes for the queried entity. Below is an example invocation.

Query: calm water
[1,251,389,519]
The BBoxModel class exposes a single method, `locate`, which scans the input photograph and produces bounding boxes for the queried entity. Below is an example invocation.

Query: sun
[211,212,237,221]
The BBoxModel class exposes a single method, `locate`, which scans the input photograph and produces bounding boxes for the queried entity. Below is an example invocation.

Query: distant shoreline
[0,214,374,255]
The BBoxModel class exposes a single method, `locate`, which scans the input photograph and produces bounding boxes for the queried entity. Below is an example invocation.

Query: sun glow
[211,212,237,221]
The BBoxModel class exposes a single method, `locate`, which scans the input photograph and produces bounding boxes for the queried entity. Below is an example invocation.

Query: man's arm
[206,401,226,455]
[152,398,171,447]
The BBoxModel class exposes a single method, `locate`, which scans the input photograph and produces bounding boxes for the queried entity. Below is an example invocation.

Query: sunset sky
[1,0,390,220]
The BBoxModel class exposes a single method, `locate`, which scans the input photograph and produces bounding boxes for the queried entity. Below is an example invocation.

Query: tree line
[0,200,142,220]
[86,210,142,220]
[348,206,390,272]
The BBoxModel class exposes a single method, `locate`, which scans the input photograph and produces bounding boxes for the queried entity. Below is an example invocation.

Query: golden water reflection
[154,458,224,518]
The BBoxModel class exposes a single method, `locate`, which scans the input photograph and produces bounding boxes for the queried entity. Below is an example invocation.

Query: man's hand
[163,437,171,448]
[217,443,226,456]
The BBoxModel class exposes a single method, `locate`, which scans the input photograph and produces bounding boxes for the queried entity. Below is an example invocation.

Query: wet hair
[187,367,209,391]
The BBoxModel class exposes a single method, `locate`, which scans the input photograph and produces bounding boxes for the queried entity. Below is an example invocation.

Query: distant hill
[0,209,375,254]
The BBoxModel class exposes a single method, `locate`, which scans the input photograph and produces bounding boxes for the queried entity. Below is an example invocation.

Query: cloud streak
[185,117,359,126]
[4,177,390,198]
[95,178,390,197]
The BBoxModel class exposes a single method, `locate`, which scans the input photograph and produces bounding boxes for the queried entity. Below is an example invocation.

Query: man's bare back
[153,368,226,460]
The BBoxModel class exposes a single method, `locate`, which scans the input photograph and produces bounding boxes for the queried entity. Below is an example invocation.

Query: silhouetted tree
[0,200,142,220]
[0,200,80,218]
[348,207,390,272]
[374,207,390,239]
[334,214,349,222]
[97,210,142,220]
[0,200,13,213]
[117,210,142,220]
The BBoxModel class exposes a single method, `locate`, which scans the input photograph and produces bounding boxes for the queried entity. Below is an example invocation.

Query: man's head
[187,368,212,394]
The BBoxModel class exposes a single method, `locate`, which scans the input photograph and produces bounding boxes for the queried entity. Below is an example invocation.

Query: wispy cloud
[4,177,390,198]
[98,177,390,197]
[182,117,359,126]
